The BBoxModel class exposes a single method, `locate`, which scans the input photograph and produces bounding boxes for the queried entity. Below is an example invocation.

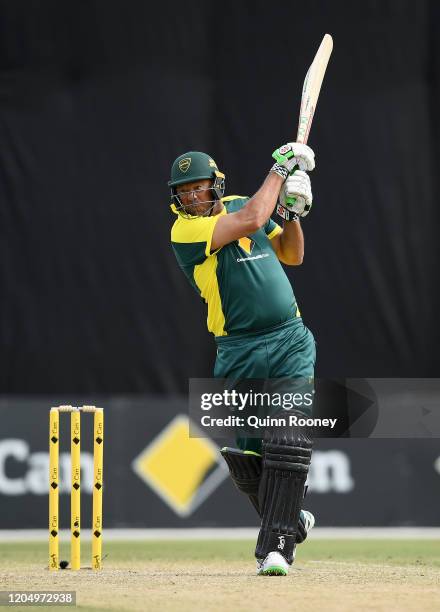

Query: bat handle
[284,163,300,206]
[290,163,300,174]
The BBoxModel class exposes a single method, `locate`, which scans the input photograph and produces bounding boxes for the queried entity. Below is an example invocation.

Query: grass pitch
[1,539,440,611]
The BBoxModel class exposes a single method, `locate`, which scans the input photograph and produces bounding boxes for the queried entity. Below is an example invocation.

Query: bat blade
[297,33,333,144]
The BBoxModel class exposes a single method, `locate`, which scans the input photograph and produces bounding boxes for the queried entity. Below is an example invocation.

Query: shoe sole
[259,565,288,576]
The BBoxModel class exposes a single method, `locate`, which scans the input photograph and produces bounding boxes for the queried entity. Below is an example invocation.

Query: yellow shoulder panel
[171,210,224,245]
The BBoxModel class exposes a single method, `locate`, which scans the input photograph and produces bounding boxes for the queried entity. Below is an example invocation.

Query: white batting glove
[277,170,313,221]
[271,143,315,180]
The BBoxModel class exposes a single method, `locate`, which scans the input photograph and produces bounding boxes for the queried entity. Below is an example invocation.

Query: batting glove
[277,170,313,221]
[271,143,315,181]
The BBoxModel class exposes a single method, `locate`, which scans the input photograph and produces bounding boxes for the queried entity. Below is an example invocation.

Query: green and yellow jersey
[171,196,300,337]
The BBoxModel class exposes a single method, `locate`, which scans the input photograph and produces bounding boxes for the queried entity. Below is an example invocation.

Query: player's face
[176,179,221,216]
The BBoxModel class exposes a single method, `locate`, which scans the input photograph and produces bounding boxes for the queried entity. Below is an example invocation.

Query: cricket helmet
[168,151,225,216]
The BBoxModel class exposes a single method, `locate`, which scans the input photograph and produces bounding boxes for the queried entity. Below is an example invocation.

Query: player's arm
[270,221,304,266]
[211,172,283,251]
[211,143,314,252]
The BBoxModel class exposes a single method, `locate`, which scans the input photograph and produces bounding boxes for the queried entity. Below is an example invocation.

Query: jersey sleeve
[171,214,223,268]
[264,216,282,240]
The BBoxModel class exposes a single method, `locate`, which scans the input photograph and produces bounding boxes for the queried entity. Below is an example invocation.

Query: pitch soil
[1,540,440,612]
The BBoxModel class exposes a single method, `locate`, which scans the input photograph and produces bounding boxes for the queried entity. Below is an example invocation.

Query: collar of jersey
[170,201,228,218]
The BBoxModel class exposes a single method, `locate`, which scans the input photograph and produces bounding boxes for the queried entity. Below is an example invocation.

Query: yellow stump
[92,409,104,569]
[49,408,59,571]
[71,409,81,570]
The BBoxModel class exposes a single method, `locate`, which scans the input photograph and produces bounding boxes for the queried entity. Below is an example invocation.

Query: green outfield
[1,539,440,611]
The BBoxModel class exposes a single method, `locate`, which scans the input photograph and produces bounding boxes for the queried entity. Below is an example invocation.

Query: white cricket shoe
[256,510,315,575]
[257,551,290,576]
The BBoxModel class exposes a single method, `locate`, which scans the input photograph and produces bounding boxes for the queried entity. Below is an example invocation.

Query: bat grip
[290,163,299,175]
[284,164,299,206]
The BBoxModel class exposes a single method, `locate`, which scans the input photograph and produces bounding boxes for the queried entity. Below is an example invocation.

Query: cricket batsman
[169,144,316,575]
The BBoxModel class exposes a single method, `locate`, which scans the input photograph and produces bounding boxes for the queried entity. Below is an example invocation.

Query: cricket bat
[296,33,333,144]
[277,34,333,218]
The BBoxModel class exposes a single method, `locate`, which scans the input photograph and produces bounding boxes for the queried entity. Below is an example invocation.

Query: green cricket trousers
[214,317,316,453]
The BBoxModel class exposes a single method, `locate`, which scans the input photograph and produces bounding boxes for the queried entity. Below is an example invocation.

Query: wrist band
[276,204,300,222]
[270,163,289,181]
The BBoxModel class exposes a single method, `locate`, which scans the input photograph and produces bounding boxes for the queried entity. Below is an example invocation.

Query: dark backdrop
[1,0,439,394]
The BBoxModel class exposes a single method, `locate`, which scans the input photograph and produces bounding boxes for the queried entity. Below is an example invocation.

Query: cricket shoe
[301,510,315,536]
[257,551,291,576]
[256,510,315,575]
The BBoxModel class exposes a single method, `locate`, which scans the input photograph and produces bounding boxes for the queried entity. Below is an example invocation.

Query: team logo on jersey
[178,158,191,173]
[238,237,254,255]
